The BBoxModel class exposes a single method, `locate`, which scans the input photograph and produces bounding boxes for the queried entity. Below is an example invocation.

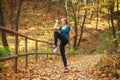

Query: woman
[53,18,75,71]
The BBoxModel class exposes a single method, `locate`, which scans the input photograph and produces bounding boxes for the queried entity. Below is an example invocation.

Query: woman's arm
[53,20,60,31]
[70,27,76,41]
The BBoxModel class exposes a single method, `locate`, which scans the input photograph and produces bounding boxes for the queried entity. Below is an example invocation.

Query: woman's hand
[54,20,58,29]
[55,20,59,23]
[53,20,60,31]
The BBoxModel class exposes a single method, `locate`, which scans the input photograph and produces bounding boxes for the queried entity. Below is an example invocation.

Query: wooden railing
[0,27,59,73]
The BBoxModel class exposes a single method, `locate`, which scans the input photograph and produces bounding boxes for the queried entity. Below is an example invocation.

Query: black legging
[54,32,68,67]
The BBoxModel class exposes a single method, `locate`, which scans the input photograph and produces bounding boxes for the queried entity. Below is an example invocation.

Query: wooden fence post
[14,35,18,73]
[46,43,48,59]
[35,41,38,63]
[25,37,28,68]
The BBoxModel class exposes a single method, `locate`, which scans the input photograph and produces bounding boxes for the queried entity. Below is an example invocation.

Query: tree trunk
[77,10,87,47]
[64,0,68,19]
[110,4,117,48]
[33,0,38,13]
[71,2,78,48]
[117,0,120,30]
[108,8,110,29]
[86,0,90,4]
[90,11,94,21]
[15,0,23,31]
[10,0,15,30]
[0,0,8,47]
[45,0,52,21]
[57,0,62,20]
[47,0,52,13]
[96,1,99,29]
[80,0,84,3]
[96,9,99,29]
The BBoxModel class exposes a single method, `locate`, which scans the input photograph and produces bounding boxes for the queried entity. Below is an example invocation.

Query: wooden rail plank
[0,27,54,44]
[0,55,18,61]
[0,52,60,61]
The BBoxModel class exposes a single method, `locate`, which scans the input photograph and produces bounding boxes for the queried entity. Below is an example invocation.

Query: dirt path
[0,54,104,80]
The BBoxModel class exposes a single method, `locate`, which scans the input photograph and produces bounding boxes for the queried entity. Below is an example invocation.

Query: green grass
[0,47,10,57]
[96,30,119,54]
[0,64,7,72]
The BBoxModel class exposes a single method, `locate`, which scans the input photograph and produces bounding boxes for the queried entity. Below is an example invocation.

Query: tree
[10,0,15,29]
[117,0,120,30]
[47,0,52,13]
[15,0,23,31]
[96,6,99,29]
[110,2,118,48]
[57,0,62,19]
[0,0,9,47]
[71,1,78,48]
[64,0,68,19]
[77,10,87,47]
[33,0,38,13]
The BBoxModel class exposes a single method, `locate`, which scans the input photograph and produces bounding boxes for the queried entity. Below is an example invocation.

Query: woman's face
[61,19,66,26]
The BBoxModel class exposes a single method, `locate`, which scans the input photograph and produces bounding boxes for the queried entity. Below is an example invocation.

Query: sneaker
[53,46,58,53]
[64,67,69,73]
[64,67,68,70]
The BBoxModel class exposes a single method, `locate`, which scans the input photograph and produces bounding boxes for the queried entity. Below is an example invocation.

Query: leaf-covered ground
[0,54,104,80]
[91,54,120,80]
